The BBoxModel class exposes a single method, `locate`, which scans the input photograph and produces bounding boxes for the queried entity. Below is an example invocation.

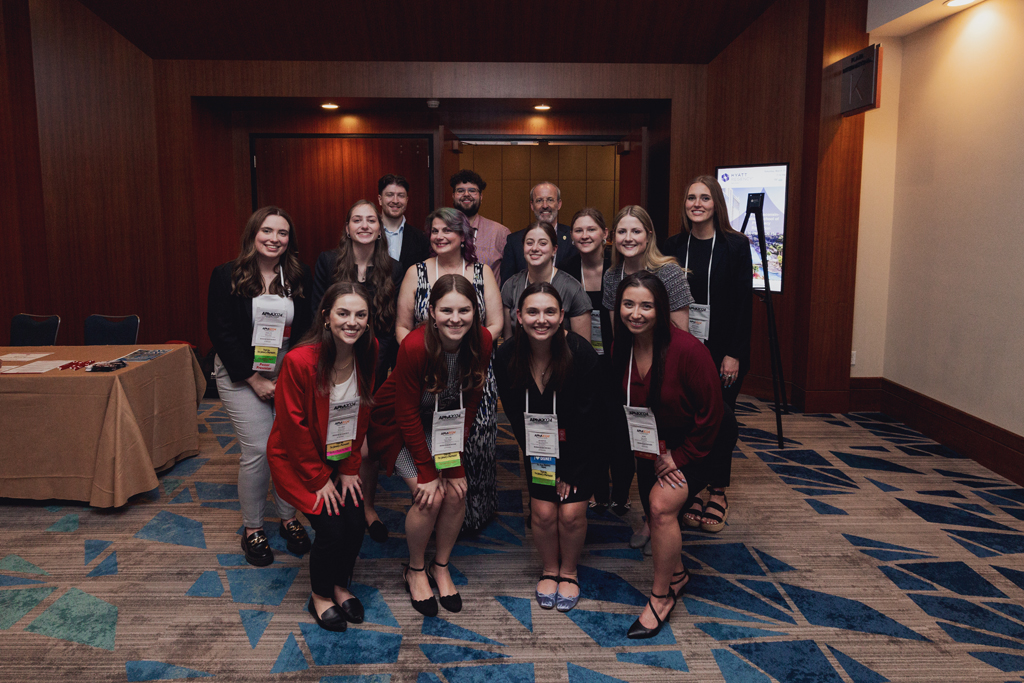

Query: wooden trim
[849,376,882,412]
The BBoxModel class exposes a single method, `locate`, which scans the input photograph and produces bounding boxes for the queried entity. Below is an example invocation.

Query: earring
[324,321,330,330]
[433,321,438,329]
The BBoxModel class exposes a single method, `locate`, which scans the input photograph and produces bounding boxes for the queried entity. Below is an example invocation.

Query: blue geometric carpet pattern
[1,400,1023,681]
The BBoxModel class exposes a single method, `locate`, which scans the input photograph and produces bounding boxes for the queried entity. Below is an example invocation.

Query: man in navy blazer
[500,181,578,284]
[379,174,430,273]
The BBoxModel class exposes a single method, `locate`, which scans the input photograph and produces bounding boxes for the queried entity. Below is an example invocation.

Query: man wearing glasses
[500,181,578,285]
[450,169,511,286]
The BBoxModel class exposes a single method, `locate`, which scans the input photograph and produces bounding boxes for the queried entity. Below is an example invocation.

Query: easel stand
[739,192,788,449]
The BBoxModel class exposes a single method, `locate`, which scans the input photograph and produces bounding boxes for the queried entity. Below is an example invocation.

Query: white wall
[864,0,1024,435]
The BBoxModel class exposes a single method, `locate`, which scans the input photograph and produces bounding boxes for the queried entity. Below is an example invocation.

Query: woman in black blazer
[663,175,753,533]
[208,206,314,566]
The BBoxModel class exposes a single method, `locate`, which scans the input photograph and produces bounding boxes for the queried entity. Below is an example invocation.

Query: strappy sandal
[536,574,560,609]
[555,576,581,612]
[427,559,462,613]
[627,590,676,639]
[700,488,729,533]
[682,495,705,528]
[670,567,691,598]
[402,563,438,617]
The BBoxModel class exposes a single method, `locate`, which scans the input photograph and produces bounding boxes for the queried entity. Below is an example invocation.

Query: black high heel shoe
[670,567,691,598]
[427,559,462,613]
[627,591,677,639]
[402,563,438,617]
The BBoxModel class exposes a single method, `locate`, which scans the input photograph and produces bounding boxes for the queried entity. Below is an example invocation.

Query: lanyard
[435,257,466,282]
[528,264,555,285]
[626,344,635,406]
[684,231,715,305]
[434,383,464,413]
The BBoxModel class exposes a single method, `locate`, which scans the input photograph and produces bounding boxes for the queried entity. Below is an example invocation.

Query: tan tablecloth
[0,345,206,507]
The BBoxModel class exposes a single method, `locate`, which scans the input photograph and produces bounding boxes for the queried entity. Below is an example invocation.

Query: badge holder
[431,391,466,470]
[326,392,360,462]
[252,270,289,373]
[525,390,560,486]
[684,231,714,342]
[623,345,661,460]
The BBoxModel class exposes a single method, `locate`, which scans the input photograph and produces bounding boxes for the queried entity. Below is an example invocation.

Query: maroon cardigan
[622,326,723,467]
[267,341,376,515]
[369,325,493,484]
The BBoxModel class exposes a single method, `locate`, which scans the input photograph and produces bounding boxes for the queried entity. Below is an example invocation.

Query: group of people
[207,169,750,638]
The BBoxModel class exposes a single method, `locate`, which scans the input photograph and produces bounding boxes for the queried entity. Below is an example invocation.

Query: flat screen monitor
[714,163,789,293]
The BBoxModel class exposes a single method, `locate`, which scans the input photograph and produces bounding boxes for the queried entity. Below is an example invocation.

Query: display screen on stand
[715,163,789,293]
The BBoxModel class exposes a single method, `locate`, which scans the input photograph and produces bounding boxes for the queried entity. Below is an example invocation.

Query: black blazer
[311,250,404,319]
[207,261,314,384]
[395,221,431,273]
[500,222,578,285]
[662,230,753,371]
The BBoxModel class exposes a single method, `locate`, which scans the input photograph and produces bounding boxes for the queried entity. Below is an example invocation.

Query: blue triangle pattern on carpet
[831,451,922,473]
[878,566,936,591]
[216,554,249,566]
[615,650,688,671]
[909,593,1024,640]
[752,548,795,573]
[898,499,1016,530]
[783,583,928,641]
[937,622,1024,650]
[170,489,193,504]
[897,561,1006,598]
[806,498,848,515]
[160,458,209,478]
[320,676,391,683]
[225,567,299,606]
[732,640,846,682]
[270,632,308,673]
[87,552,118,577]
[85,540,112,564]
[125,661,212,681]
[681,543,765,576]
[984,602,1024,623]
[440,663,534,683]
[687,575,797,624]
[945,529,1024,555]
[186,571,223,597]
[567,662,627,682]
[682,597,775,624]
[0,554,48,575]
[417,674,442,683]
[496,595,532,632]
[968,651,1024,673]
[566,608,676,647]
[737,580,791,610]
[134,511,206,549]
[866,478,902,492]
[696,623,789,640]
[826,645,890,682]
[992,565,1024,591]
[0,586,56,629]
[301,624,402,665]
[0,575,46,586]
[194,482,238,500]
[712,648,772,682]
[26,587,118,650]
[46,514,79,532]
[422,616,503,646]
[859,549,936,562]
[349,582,399,627]
[576,564,647,606]
[162,479,184,496]
[419,644,508,663]
[239,609,272,648]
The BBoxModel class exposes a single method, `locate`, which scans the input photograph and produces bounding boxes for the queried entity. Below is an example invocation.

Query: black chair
[84,314,140,345]
[10,314,61,346]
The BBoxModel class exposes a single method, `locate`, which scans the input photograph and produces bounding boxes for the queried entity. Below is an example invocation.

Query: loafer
[337,597,364,624]
[307,596,346,632]
[241,530,273,567]
[279,520,311,555]
[367,520,389,544]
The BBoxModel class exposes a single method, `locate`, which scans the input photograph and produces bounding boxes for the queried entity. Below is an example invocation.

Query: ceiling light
[426,99,440,109]
[534,104,551,111]
[321,103,339,110]
[943,0,976,6]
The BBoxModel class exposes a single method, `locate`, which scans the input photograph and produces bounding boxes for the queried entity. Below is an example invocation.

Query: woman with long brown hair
[370,274,494,616]
[207,206,313,567]
[312,199,403,544]
[267,282,378,631]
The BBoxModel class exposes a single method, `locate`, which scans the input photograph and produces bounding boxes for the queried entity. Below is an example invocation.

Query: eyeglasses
[455,188,480,196]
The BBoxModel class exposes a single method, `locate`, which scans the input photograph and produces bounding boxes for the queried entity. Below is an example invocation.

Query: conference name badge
[326,398,359,461]
[688,303,710,342]
[252,295,288,371]
[590,310,604,355]
[525,413,559,459]
[252,346,279,372]
[530,456,557,486]
[634,440,667,461]
[623,405,660,457]
[431,408,466,470]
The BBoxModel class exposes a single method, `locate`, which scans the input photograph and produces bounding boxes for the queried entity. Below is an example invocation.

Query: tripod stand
[739,192,788,449]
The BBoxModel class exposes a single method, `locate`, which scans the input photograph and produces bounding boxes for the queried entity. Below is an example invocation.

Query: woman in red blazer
[370,274,493,617]
[610,271,736,640]
[268,282,378,633]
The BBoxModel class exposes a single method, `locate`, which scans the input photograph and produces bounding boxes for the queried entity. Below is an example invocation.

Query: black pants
[637,405,739,521]
[594,395,636,507]
[306,491,366,598]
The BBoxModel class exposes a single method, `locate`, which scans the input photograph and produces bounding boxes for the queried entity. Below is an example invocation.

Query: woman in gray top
[501,221,591,340]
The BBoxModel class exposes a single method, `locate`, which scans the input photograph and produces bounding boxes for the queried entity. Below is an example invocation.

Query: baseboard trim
[847,377,1024,486]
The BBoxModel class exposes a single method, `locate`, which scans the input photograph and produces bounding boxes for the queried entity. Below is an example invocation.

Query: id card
[623,405,660,454]
[431,408,466,470]
[525,413,560,458]
[590,310,604,355]
[688,303,710,341]
[530,456,557,486]
[326,398,359,461]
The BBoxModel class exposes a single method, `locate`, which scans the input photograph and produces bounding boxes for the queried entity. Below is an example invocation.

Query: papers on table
[1,360,72,374]
[117,349,171,362]
[0,353,52,362]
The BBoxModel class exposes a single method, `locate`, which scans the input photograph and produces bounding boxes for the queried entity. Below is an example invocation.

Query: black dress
[494,331,607,504]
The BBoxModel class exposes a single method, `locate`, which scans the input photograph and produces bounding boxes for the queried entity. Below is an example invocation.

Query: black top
[207,261,314,384]
[561,251,614,354]
[500,222,578,285]
[311,250,405,325]
[493,331,607,489]
[662,230,753,370]
[394,222,431,274]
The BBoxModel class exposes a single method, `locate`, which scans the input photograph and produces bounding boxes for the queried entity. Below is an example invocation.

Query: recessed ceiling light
[321,103,339,110]
[943,0,976,6]
[534,104,551,111]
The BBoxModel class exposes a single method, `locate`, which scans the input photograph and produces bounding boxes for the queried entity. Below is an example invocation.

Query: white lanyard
[435,257,466,282]
[684,231,714,342]
[431,384,466,470]
[623,344,661,457]
[684,231,715,305]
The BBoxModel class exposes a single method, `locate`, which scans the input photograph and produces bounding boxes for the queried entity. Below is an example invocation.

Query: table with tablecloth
[0,345,206,507]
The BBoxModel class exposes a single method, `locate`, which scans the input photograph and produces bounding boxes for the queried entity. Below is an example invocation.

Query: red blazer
[267,341,376,515]
[370,325,493,484]
[621,326,723,468]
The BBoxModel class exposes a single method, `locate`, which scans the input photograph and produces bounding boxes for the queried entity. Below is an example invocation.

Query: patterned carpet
[3,397,1024,682]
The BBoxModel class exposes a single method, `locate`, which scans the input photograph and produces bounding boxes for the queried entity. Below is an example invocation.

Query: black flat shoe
[279,519,311,555]
[627,591,676,640]
[241,530,273,567]
[307,596,347,632]
[402,563,438,617]
[609,500,632,517]
[337,597,364,624]
[427,559,462,613]
[367,520,389,543]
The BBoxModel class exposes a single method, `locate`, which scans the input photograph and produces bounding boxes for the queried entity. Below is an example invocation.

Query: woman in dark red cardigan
[268,282,378,632]
[370,274,493,617]
[611,271,736,639]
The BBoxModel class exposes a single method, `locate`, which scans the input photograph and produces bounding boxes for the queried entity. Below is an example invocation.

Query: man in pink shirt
[450,169,511,286]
